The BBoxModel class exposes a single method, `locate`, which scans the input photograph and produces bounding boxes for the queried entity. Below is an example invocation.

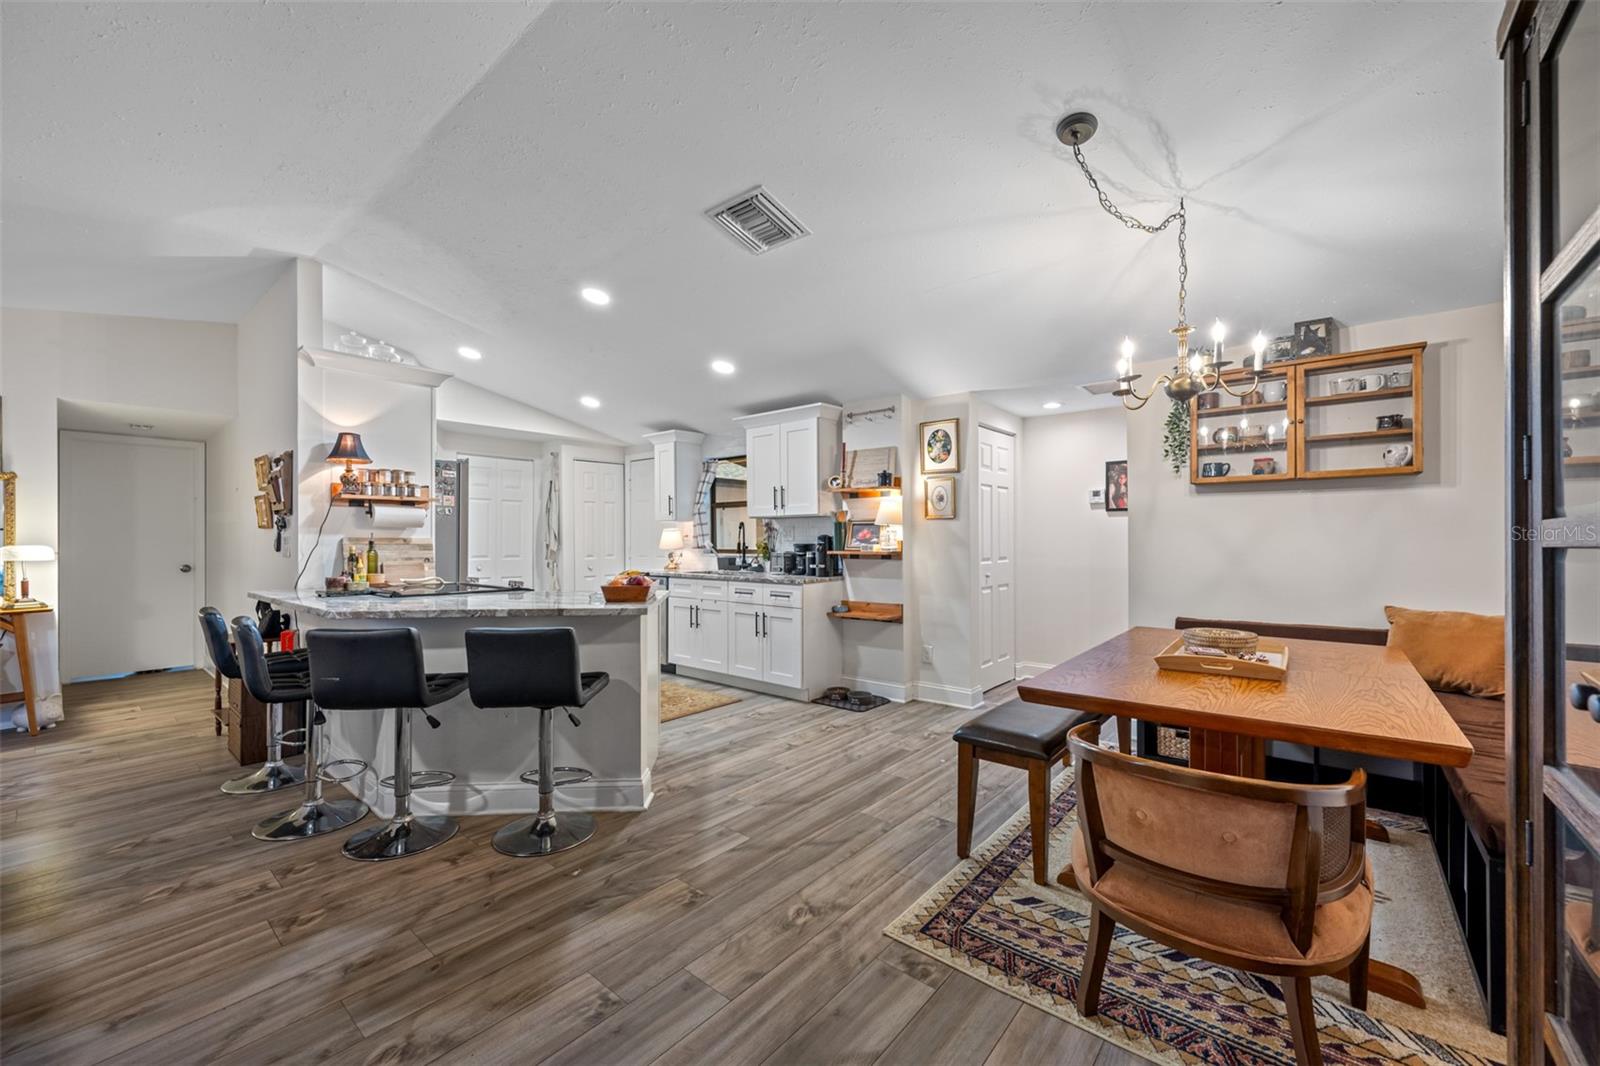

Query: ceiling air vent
[1080,379,1122,396]
[706,186,809,255]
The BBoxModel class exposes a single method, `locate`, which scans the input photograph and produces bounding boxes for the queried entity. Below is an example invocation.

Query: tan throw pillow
[1384,605,1506,698]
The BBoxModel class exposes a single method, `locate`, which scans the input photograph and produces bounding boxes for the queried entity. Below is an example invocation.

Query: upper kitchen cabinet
[642,430,705,522]
[735,403,842,517]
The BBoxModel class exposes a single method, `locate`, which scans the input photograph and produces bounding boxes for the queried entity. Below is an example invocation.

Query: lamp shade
[326,432,371,465]
[875,496,904,525]
[0,545,55,563]
[659,527,686,551]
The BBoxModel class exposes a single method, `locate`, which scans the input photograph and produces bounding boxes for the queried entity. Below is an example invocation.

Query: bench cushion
[1436,691,1508,855]
[954,699,1093,760]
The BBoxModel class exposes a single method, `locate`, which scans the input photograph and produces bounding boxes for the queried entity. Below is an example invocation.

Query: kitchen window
[709,457,749,553]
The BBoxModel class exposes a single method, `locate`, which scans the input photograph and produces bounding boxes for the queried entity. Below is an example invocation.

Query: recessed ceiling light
[457,346,482,360]
[710,358,736,375]
[1042,401,1062,410]
[580,395,602,409]
[580,286,611,307]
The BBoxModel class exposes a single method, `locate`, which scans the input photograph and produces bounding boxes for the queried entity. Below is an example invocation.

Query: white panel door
[492,458,535,587]
[746,425,782,517]
[573,460,625,593]
[466,459,494,583]
[626,456,665,570]
[976,426,1016,692]
[762,607,802,687]
[728,601,765,681]
[60,433,203,680]
[779,419,819,514]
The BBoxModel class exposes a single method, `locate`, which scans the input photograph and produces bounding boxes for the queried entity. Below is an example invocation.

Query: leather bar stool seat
[307,627,467,861]
[464,627,609,857]
[233,616,369,841]
[198,606,307,795]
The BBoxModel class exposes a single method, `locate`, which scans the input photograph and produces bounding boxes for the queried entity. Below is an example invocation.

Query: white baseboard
[841,676,909,703]
[915,680,985,709]
[1015,661,1056,680]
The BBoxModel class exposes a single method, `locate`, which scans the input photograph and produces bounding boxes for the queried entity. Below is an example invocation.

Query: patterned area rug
[886,771,1507,1065]
[660,681,743,723]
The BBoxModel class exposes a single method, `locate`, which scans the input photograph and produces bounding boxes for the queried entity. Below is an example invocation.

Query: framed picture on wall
[919,418,960,474]
[1105,460,1129,512]
[924,475,956,519]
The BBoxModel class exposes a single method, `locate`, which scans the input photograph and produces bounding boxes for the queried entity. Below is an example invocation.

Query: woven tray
[1154,637,1289,682]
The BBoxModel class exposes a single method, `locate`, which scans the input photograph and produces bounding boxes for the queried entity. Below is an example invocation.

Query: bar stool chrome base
[493,810,596,857]
[220,760,304,795]
[253,797,369,841]
[343,814,458,861]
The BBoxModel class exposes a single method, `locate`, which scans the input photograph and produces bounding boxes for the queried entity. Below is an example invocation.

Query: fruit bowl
[601,572,654,602]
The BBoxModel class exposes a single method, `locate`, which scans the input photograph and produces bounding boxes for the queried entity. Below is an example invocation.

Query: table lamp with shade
[659,527,686,571]
[326,431,372,494]
[1,545,55,604]
[875,495,904,550]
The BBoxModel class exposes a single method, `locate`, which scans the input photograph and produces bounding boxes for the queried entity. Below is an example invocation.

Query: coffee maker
[816,534,835,576]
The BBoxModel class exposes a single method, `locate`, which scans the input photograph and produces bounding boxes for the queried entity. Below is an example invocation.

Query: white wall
[1016,406,1130,672]
[438,378,618,445]
[205,264,300,621]
[1128,302,1505,629]
[0,308,236,698]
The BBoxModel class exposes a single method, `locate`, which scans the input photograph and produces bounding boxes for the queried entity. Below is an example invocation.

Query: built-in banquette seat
[1171,616,1506,1034]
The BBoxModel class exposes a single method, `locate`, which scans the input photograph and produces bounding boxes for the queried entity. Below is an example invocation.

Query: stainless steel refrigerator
[433,457,469,583]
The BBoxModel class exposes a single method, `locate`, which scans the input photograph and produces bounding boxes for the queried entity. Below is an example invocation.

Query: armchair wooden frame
[1067,720,1370,1066]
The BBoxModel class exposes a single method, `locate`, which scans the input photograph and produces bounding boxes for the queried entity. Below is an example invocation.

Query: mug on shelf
[1201,461,1232,478]
[1376,413,1407,430]
[1210,427,1236,446]
[1196,391,1221,410]
[1385,368,1414,388]
[1259,379,1288,404]
[1382,443,1413,467]
[1358,373,1386,392]
[1331,377,1359,394]
[1251,457,1277,475]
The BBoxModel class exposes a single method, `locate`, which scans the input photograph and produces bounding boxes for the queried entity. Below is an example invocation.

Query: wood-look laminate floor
[0,670,1135,1065]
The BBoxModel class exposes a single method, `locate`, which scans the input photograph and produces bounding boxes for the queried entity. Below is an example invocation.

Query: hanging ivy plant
[1161,398,1190,475]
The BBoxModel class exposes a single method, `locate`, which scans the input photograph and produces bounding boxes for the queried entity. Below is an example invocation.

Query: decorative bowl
[601,582,651,603]
[1181,627,1259,657]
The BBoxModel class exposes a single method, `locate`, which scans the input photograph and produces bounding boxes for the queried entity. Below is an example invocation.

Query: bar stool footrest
[276,727,309,747]
[378,769,457,790]
[319,758,369,784]
[516,765,593,788]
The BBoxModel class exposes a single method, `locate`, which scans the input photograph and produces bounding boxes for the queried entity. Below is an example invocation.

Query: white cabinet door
[779,419,820,515]
[651,441,675,520]
[728,601,765,681]
[695,599,729,672]
[668,595,697,667]
[746,424,782,517]
[762,606,803,688]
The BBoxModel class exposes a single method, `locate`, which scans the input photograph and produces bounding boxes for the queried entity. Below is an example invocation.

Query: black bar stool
[198,606,305,795]
[232,616,370,841]
[464,627,609,857]
[306,627,468,861]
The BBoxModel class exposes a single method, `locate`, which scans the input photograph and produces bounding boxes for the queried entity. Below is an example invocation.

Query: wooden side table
[0,603,54,736]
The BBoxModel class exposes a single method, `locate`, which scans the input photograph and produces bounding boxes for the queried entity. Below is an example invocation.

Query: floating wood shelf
[330,485,431,510]
[829,549,902,559]
[834,480,902,498]
[829,600,903,623]
[1305,387,1414,407]
[1305,428,1413,445]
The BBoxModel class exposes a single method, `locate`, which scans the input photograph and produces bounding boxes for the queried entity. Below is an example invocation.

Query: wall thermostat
[1088,488,1105,506]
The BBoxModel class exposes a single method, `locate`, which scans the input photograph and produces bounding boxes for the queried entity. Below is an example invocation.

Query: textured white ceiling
[2,2,1501,434]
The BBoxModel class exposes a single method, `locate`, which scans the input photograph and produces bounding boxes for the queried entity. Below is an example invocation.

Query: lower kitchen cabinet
[665,577,842,699]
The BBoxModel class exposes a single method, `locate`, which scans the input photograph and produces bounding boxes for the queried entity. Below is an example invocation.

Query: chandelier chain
[1070,143,1187,325]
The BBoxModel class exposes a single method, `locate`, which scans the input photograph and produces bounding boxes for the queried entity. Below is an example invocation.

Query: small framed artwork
[253,494,273,529]
[1292,317,1336,357]
[919,418,960,474]
[846,522,884,550]
[1104,460,1129,513]
[924,475,956,520]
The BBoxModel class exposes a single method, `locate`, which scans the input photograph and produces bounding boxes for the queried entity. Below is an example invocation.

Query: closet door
[1503,2,1600,1059]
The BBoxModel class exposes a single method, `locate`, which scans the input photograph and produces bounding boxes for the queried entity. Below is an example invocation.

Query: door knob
[179,564,193,573]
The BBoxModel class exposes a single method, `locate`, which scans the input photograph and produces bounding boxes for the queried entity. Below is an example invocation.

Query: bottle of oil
[366,537,380,581]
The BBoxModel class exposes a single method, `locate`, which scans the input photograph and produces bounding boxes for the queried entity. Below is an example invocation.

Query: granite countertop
[646,570,841,586]
[250,588,660,619]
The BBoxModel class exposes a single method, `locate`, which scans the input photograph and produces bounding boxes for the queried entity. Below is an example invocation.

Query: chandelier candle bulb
[1253,331,1267,371]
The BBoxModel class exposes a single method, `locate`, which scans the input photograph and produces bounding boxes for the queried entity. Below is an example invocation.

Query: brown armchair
[1066,720,1371,1066]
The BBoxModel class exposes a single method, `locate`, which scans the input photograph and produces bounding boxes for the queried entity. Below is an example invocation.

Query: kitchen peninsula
[250,587,661,814]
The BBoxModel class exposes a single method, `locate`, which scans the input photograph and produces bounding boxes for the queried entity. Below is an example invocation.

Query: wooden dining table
[1018,625,1474,1011]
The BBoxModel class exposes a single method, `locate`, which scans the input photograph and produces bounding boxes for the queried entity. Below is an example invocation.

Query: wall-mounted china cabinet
[1189,342,1425,485]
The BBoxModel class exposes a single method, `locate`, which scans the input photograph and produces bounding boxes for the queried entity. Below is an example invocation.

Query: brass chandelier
[1056,112,1265,411]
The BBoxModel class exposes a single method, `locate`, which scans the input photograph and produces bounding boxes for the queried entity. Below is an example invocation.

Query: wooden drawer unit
[225,677,305,766]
